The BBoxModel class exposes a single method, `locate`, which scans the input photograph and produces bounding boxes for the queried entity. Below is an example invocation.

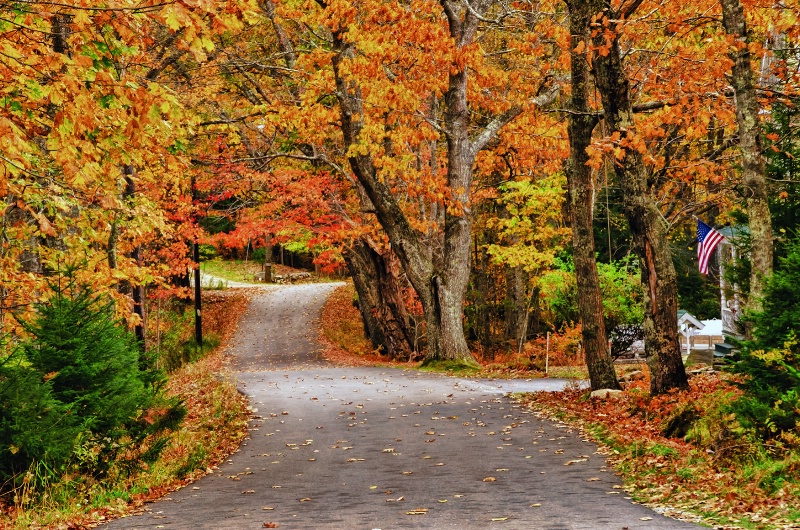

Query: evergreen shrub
[726,239,800,446]
[0,274,185,493]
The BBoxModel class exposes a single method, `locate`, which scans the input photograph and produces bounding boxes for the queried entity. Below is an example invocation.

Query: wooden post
[545,331,550,375]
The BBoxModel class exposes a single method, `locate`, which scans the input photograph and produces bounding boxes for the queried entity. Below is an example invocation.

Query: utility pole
[192,176,202,347]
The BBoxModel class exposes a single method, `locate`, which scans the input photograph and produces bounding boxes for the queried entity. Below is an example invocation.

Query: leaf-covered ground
[517,374,800,530]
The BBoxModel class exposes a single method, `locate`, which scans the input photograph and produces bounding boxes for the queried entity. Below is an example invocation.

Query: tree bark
[505,266,529,348]
[344,237,415,360]
[328,2,505,363]
[586,1,687,393]
[564,0,621,390]
[720,0,773,312]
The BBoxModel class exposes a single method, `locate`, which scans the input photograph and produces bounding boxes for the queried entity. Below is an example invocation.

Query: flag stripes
[697,220,725,274]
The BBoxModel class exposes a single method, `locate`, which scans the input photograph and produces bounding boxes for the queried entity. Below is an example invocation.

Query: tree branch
[470,83,560,154]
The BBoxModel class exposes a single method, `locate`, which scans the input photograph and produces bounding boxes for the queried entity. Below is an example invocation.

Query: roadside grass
[201,259,322,285]
[1,291,252,529]
[419,358,481,375]
[201,258,266,284]
[516,375,800,530]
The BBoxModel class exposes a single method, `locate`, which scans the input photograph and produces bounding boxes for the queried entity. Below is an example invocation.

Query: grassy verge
[516,375,800,530]
[1,292,252,529]
[200,259,320,285]
[201,259,264,284]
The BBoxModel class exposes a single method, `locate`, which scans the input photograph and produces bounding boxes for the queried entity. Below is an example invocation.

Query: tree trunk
[586,0,687,393]
[329,11,478,363]
[505,266,528,349]
[720,0,773,312]
[111,166,146,347]
[344,237,415,360]
[564,0,621,390]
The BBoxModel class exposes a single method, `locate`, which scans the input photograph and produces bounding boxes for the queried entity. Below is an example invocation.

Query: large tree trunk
[720,0,773,312]
[505,266,529,348]
[564,0,621,390]
[328,3,495,363]
[586,1,687,393]
[344,237,416,360]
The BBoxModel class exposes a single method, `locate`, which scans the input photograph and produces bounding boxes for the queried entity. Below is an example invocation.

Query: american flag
[697,220,725,274]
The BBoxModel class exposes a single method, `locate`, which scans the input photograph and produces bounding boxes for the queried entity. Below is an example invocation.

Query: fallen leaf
[406,509,428,515]
[530,503,541,507]
[491,517,508,521]
[640,517,652,521]
[242,490,256,494]
[483,477,497,482]
[263,523,279,528]
[299,498,312,502]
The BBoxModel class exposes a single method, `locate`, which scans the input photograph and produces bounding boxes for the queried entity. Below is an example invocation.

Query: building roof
[678,310,704,330]
[718,225,749,241]
[697,319,723,336]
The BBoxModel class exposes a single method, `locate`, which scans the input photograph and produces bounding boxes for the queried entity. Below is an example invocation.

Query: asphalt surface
[103,283,703,530]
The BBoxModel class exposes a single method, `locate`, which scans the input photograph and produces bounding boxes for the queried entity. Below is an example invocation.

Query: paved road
[104,284,702,530]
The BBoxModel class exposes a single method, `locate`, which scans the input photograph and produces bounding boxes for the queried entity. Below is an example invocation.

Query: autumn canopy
[1,0,799,395]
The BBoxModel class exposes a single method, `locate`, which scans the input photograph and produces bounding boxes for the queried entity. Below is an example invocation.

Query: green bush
[198,243,218,261]
[0,275,185,493]
[726,337,800,444]
[538,256,644,330]
[0,354,81,483]
[726,239,800,445]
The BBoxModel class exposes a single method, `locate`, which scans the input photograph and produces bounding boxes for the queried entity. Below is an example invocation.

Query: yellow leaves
[164,8,183,31]
[73,9,92,28]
